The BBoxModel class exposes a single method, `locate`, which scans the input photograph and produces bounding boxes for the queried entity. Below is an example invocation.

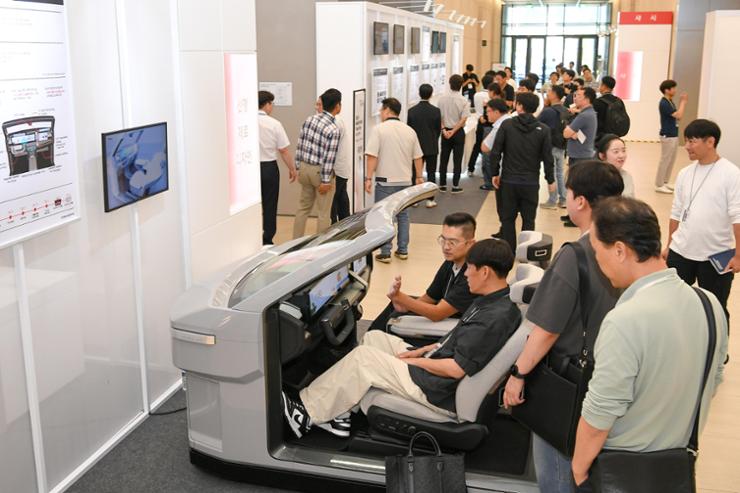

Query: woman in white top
[597,133,635,198]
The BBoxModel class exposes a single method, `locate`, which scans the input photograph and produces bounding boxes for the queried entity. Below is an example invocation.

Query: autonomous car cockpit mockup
[170,183,541,492]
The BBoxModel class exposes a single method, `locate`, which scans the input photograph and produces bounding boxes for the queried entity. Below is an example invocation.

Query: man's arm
[391,291,458,321]
[413,157,423,183]
[502,325,559,407]
[397,342,439,359]
[661,219,680,260]
[405,357,465,379]
[724,223,740,273]
[278,147,297,182]
[490,123,506,178]
[564,121,578,139]
[365,154,378,194]
[671,94,688,120]
[571,417,610,485]
[541,128,555,185]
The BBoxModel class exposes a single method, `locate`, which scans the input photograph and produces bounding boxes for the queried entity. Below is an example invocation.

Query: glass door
[579,36,597,72]
[564,36,598,74]
[512,37,528,82]
[511,36,546,83]
[528,37,546,84]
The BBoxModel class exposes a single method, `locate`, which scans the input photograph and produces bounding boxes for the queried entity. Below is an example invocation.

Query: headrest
[510,264,544,304]
[516,231,553,264]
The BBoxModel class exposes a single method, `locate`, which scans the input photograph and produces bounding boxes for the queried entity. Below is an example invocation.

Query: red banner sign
[619,11,673,25]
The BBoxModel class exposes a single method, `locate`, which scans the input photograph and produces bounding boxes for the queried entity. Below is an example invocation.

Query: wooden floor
[273,141,739,493]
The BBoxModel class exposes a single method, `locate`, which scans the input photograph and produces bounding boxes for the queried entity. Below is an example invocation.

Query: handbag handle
[688,288,718,456]
[406,431,442,458]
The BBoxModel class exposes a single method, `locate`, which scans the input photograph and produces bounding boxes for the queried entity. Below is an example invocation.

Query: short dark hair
[320,88,342,112]
[581,65,591,73]
[481,74,494,91]
[466,64,475,71]
[596,133,625,156]
[565,160,624,206]
[549,84,565,100]
[593,197,662,262]
[449,74,464,91]
[484,70,497,78]
[466,239,514,279]
[487,98,509,114]
[574,77,584,87]
[518,78,535,92]
[419,83,433,100]
[381,97,402,115]
[258,90,274,108]
[659,79,677,94]
[504,66,513,75]
[516,92,539,113]
[526,72,540,84]
[487,83,503,97]
[684,119,721,147]
[550,71,559,78]
[495,70,507,79]
[601,76,616,90]
[564,69,576,79]
[580,87,597,104]
[443,212,477,238]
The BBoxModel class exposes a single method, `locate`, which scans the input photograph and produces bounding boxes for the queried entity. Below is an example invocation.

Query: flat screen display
[373,22,389,55]
[431,31,439,54]
[309,266,349,315]
[440,32,447,53]
[101,122,168,212]
[393,25,405,54]
[352,256,367,274]
[410,27,420,54]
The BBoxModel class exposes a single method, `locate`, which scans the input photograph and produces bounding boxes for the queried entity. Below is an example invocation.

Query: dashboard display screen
[309,266,349,315]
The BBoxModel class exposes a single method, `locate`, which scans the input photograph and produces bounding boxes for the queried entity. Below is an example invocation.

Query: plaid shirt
[295,111,340,183]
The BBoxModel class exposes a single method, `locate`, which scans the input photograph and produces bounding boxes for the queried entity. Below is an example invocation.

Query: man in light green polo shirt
[571,197,728,490]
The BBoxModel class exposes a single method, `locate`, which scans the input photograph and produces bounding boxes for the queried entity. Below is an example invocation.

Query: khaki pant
[655,136,679,187]
[292,165,335,238]
[299,331,454,424]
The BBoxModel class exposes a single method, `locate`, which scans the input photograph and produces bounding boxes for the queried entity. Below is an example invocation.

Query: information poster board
[422,27,431,60]
[408,65,420,104]
[0,1,81,249]
[225,53,260,215]
[438,62,447,93]
[421,63,431,85]
[258,81,293,106]
[371,67,388,116]
[391,66,405,103]
[352,89,366,210]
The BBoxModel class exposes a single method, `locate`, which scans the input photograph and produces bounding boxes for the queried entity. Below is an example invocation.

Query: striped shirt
[295,111,340,183]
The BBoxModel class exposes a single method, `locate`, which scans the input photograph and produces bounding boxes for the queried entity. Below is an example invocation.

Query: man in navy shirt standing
[655,79,688,194]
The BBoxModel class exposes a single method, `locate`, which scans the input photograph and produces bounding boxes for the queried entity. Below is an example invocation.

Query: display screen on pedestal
[101,122,169,213]
[393,25,404,54]
[373,22,389,55]
[410,27,420,54]
[431,31,439,54]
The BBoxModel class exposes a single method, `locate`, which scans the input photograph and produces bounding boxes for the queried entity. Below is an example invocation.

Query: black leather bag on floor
[511,241,592,457]
[385,431,467,493]
[588,287,718,493]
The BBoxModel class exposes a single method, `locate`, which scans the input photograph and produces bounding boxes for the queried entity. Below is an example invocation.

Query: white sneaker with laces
[655,185,673,194]
[281,391,311,438]
[664,183,675,191]
[426,199,437,208]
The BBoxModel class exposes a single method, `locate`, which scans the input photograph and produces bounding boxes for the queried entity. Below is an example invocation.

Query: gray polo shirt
[437,91,470,129]
[566,106,597,158]
[582,269,728,452]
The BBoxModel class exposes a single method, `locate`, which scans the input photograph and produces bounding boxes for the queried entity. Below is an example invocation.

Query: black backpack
[550,105,571,150]
[603,95,630,137]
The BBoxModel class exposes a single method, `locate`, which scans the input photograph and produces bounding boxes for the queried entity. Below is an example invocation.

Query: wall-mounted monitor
[373,22,389,55]
[393,24,405,55]
[431,31,439,54]
[440,32,447,53]
[410,27,421,54]
[101,122,169,212]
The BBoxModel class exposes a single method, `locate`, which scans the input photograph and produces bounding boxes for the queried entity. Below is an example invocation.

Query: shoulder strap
[689,288,718,455]
[566,241,591,365]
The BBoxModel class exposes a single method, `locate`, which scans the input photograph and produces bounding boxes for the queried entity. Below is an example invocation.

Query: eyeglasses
[437,235,467,248]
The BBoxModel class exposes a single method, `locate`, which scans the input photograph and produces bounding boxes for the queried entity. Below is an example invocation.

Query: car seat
[516,230,553,269]
[359,263,544,451]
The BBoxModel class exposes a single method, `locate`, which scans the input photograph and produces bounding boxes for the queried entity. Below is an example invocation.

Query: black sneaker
[563,218,578,228]
[439,185,447,192]
[375,253,391,264]
[491,231,503,239]
[282,391,311,438]
[316,418,351,437]
[451,186,463,194]
[560,214,570,221]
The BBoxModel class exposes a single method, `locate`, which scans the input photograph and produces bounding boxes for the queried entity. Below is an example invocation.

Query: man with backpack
[538,85,570,209]
[593,76,630,140]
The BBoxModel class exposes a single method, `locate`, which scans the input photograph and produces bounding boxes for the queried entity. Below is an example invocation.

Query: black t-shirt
[462,73,479,104]
[503,84,515,103]
[409,287,522,412]
[426,261,477,314]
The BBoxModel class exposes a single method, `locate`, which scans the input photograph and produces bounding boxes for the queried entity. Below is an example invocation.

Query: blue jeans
[375,184,410,255]
[533,433,574,493]
[548,148,566,204]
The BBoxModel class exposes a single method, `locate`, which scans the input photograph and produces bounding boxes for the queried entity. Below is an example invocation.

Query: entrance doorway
[508,35,602,83]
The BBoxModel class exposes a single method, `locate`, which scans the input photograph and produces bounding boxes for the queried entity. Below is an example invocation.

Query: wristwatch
[510,364,528,380]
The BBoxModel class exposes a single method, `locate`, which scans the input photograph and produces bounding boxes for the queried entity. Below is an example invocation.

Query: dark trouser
[331,175,350,224]
[667,249,733,326]
[423,154,438,183]
[500,183,539,252]
[260,161,279,245]
[467,121,486,172]
[439,129,465,187]
[568,156,592,167]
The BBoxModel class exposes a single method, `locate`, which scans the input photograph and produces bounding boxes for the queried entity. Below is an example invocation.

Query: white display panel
[371,67,389,116]
[258,81,293,106]
[352,89,366,210]
[408,65,420,104]
[391,66,405,102]
[0,1,80,250]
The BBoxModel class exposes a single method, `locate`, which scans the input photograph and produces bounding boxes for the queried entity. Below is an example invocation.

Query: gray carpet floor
[67,391,292,493]
[407,174,491,225]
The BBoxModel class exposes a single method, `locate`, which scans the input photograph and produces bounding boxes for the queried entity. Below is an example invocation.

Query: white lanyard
[682,162,717,222]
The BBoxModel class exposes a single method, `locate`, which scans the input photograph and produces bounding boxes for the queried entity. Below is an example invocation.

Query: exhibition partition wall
[698,10,740,167]
[0,1,262,492]
[316,2,464,212]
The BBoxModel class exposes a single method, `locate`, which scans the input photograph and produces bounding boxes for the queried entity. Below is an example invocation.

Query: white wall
[698,10,740,166]
[0,1,261,492]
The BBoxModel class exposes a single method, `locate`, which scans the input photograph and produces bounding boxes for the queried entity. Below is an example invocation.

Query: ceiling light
[423,0,433,12]
[433,3,444,15]
[448,9,456,20]
[480,20,487,29]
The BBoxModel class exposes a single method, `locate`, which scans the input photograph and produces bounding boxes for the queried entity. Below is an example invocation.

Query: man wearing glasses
[369,213,478,331]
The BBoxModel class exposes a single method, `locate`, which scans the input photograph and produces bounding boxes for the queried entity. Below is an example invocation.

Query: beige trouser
[299,331,454,424]
[292,165,335,238]
[655,136,679,187]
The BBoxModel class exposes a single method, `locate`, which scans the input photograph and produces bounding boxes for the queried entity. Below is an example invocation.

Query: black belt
[260,160,278,165]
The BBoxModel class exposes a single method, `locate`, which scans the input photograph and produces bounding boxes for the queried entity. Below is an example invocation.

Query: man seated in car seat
[368,212,479,331]
[282,239,522,438]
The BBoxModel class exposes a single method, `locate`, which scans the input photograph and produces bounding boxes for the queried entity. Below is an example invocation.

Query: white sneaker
[655,185,673,194]
[467,170,474,177]
[316,419,351,437]
[664,183,675,191]
[426,199,437,208]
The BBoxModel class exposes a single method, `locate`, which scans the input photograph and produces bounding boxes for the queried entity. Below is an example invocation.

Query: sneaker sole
[451,190,463,194]
[316,422,351,437]
[282,394,305,439]
[394,254,408,260]
[540,204,557,210]
[375,257,391,264]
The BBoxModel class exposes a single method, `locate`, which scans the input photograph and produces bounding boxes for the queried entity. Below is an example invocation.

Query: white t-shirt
[620,168,635,198]
[366,118,423,185]
[257,110,290,162]
[482,113,512,151]
[670,157,740,261]
[333,117,351,179]
[473,90,489,117]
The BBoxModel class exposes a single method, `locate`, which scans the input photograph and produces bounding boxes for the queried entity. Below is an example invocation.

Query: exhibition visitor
[597,134,635,198]
[257,90,297,245]
[326,97,351,224]
[461,64,479,106]
[538,84,570,209]
[502,161,624,493]
[564,87,598,166]
[466,73,494,177]
[541,71,559,97]
[580,65,599,91]
[494,70,515,109]
[292,88,342,238]
[655,79,688,193]
[592,75,619,140]
[504,66,517,90]
[480,98,512,239]
[437,74,470,193]
[572,196,728,491]
[365,97,424,263]
[407,83,442,208]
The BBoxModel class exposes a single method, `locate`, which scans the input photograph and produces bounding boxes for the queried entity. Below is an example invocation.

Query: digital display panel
[393,24,405,55]
[373,22,389,55]
[410,27,421,54]
[309,266,349,315]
